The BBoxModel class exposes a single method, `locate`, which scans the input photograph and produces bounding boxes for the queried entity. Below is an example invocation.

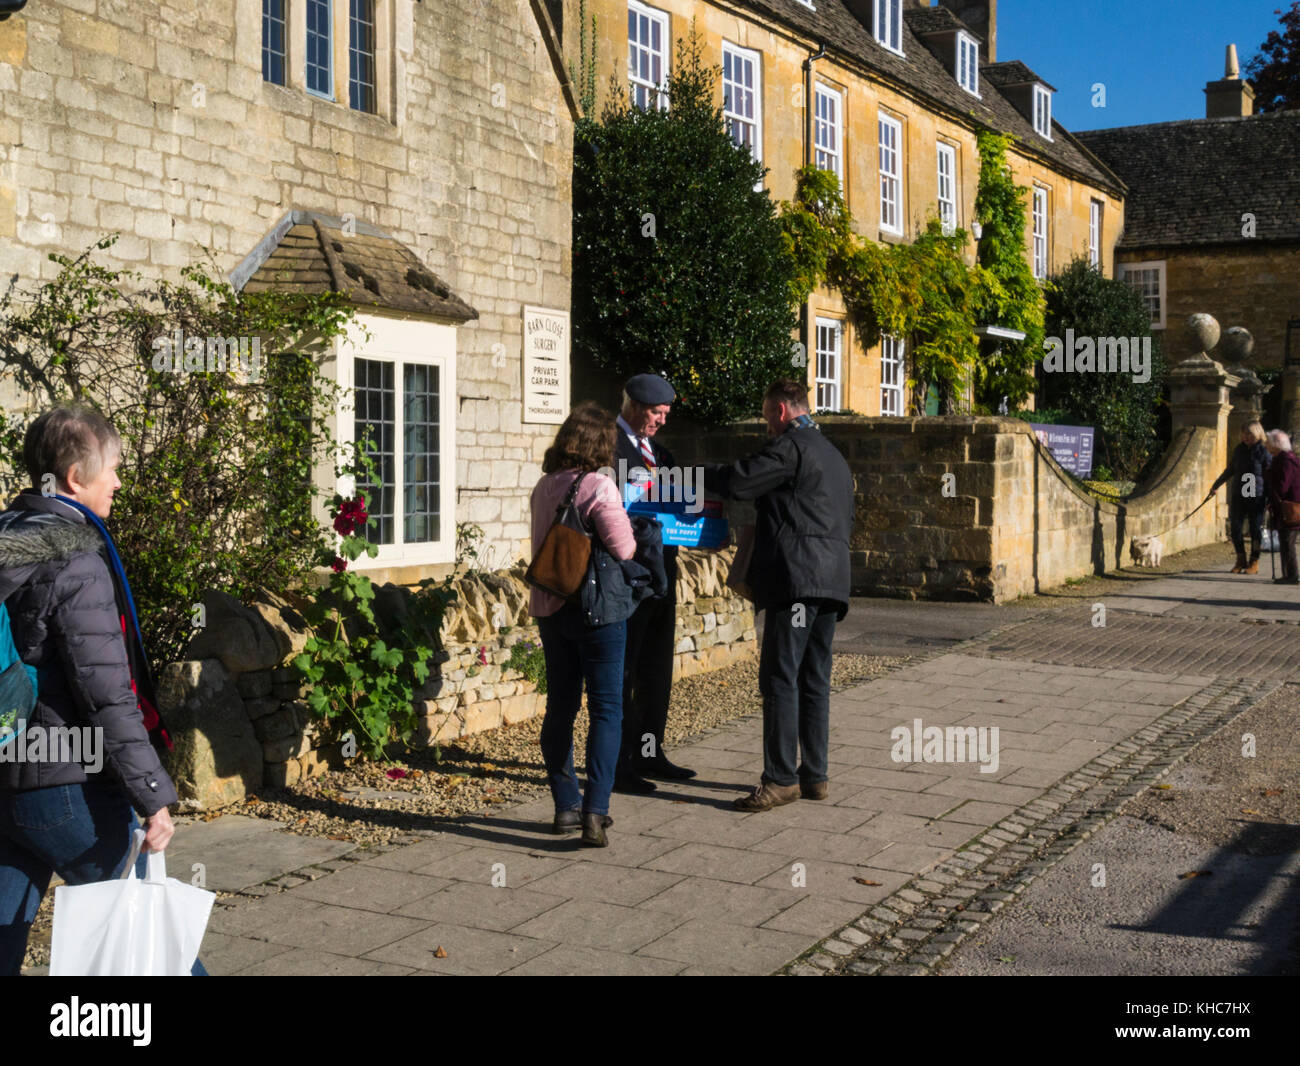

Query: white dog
[1129,535,1163,567]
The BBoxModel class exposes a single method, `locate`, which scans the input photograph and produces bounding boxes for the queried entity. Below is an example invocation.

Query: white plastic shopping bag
[49,828,215,976]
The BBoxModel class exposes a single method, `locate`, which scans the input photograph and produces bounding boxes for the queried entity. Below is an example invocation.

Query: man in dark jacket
[613,373,695,792]
[704,379,853,811]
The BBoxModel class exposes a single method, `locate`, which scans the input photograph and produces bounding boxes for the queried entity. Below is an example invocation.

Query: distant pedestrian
[528,402,637,846]
[703,380,853,811]
[1208,421,1271,574]
[1263,429,1300,585]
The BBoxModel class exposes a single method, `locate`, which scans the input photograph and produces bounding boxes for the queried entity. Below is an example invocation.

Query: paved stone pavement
[121,566,1300,976]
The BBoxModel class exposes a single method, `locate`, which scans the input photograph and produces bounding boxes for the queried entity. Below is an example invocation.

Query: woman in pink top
[530,402,635,845]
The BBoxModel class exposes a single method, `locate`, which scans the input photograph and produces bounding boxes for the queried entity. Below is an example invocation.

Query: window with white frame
[878,113,902,234]
[814,84,843,183]
[1119,261,1166,329]
[957,32,979,95]
[722,43,762,167]
[262,0,287,85]
[1032,186,1048,280]
[880,335,905,416]
[340,315,458,566]
[306,0,333,99]
[349,0,377,113]
[1089,200,1102,267]
[874,0,903,55]
[815,318,843,412]
[936,142,957,235]
[628,1,669,111]
[1033,84,1053,139]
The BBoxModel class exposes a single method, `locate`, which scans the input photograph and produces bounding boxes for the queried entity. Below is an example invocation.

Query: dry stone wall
[160,551,755,809]
[685,412,1227,605]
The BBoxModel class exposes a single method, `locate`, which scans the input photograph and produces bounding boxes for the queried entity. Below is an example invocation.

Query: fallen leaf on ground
[1263,788,1284,797]
[1152,784,1172,791]
[853,877,882,886]
[1178,870,1213,879]
[997,956,1014,963]
[433,946,448,958]
[1241,808,1263,816]
[327,834,350,841]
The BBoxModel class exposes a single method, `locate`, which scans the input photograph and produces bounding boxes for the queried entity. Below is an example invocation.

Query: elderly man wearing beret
[613,373,696,793]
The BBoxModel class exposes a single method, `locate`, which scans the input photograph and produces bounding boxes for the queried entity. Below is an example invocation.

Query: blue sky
[994,0,1285,131]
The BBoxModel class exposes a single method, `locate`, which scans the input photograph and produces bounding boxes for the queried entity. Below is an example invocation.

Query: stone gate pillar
[1169,316,1238,531]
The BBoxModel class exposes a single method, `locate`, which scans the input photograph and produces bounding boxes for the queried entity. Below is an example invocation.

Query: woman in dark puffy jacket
[0,405,200,974]
[1209,421,1271,573]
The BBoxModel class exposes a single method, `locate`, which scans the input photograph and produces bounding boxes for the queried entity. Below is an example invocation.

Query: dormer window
[957,32,979,95]
[1033,84,1053,139]
[875,0,903,56]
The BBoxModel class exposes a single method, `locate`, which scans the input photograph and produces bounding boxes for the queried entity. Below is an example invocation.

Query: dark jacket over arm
[705,425,853,618]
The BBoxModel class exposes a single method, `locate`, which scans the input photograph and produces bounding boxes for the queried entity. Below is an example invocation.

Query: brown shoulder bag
[525,472,593,602]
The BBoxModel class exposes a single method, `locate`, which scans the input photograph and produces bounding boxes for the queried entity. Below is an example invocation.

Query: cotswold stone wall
[161,550,755,809]
[685,413,1227,605]
[0,0,573,568]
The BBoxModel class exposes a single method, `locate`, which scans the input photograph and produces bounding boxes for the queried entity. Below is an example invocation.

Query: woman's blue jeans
[0,778,207,975]
[536,604,626,817]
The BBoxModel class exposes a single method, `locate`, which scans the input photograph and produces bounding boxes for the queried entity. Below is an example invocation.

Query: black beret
[625,373,676,405]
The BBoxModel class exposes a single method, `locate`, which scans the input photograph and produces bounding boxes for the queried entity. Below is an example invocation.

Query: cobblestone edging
[781,674,1279,976]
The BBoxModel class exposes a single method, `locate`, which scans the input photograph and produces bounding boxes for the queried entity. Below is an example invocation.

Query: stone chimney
[1204,43,1255,118]
[939,1,996,62]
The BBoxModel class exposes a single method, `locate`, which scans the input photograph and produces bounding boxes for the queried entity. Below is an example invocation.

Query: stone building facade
[0,0,577,579]
[1077,50,1300,372]
[558,0,1125,415]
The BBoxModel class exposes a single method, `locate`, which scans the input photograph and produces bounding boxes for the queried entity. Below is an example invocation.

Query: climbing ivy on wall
[779,132,1049,415]
[778,166,992,414]
[971,131,1046,412]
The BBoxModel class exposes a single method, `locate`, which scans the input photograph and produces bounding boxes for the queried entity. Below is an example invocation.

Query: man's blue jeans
[0,779,207,975]
[537,604,626,817]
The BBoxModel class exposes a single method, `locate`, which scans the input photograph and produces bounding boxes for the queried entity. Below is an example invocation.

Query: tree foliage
[1246,2,1300,112]
[572,27,798,426]
[1041,256,1168,480]
[0,235,357,668]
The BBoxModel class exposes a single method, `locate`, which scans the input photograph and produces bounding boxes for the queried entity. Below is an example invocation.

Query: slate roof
[982,60,1056,93]
[1075,111,1300,248]
[903,4,969,36]
[730,0,1122,195]
[231,210,478,321]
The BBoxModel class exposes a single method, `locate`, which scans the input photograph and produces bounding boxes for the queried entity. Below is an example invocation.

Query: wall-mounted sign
[522,306,569,424]
[1031,423,1095,478]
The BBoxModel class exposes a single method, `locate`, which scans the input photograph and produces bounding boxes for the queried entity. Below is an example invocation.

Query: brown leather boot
[1245,555,1260,574]
[1231,550,1247,573]
[733,781,800,811]
[801,780,829,801]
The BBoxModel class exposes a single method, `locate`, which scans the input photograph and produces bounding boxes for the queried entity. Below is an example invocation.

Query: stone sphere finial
[1219,326,1255,362]
[1186,313,1220,355]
